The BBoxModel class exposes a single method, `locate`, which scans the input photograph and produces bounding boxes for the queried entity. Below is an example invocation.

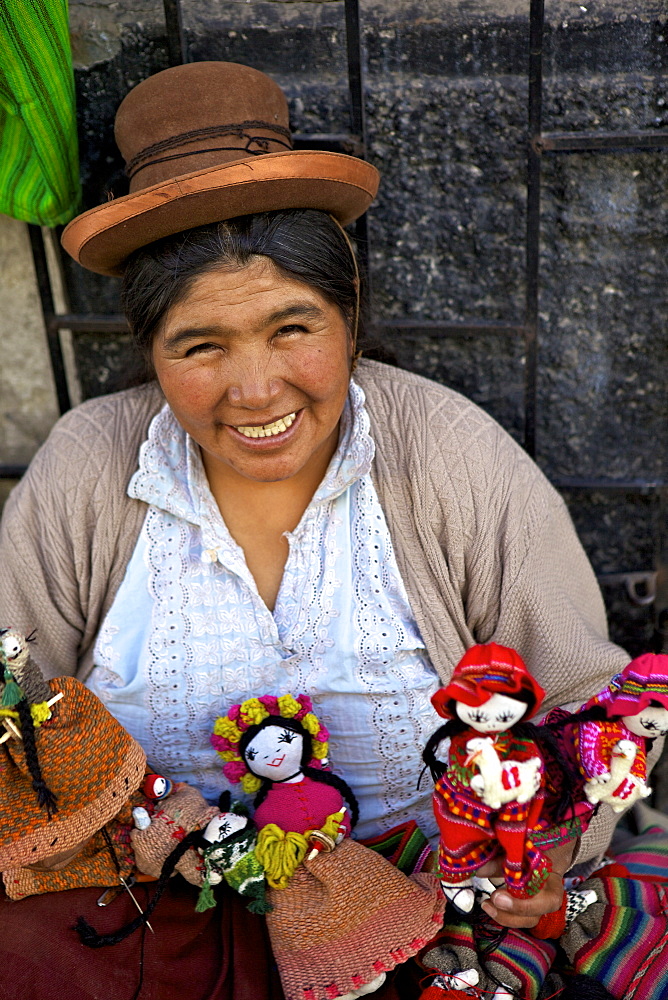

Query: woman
[0,60,634,999]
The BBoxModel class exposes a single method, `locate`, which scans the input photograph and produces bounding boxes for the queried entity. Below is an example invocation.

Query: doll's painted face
[243,724,304,781]
[622,704,668,739]
[456,693,528,733]
[203,811,248,844]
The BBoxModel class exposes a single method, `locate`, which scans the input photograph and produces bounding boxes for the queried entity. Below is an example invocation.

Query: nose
[226,349,282,410]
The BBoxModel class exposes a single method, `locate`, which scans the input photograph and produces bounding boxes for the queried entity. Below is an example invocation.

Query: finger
[475,859,504,877]
[544,839,577,877]
[480,872,564,929]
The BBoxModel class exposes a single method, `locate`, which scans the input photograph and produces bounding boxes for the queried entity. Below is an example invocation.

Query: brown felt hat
[61,61,380,276]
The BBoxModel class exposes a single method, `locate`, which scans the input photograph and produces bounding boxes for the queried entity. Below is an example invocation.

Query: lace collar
[128,380,375,533]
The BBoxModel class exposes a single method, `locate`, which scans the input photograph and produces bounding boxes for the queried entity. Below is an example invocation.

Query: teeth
[236,412,296,438]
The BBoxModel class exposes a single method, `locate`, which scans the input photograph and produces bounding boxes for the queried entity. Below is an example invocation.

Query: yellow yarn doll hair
[211,693,329,795]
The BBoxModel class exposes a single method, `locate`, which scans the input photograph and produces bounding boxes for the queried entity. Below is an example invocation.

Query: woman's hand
[478,840,576,929]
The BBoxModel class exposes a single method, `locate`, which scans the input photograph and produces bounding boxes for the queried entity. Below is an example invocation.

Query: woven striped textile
[564,873,668,999]
[420,919,556,1000]
[0,0,80,225]
[613,824,668,879]
[360,819,433,875]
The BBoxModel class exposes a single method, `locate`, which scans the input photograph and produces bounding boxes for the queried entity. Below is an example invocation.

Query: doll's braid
[75,830,203,947]
[16,697,58,816]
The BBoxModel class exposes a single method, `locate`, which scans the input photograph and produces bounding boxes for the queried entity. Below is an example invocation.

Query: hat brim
[0,738,147,869]
[61,150,380,277]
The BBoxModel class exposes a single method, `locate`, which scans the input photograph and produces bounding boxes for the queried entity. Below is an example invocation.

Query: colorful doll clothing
[254,775,352,838]
[433,729,551,898]
[3,793,141,900]
[250,776,444,1000]
[577,720,646,790]
[265,837,444,1000]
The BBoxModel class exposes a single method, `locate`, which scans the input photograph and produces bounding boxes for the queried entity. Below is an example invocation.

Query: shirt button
[201,548,219,564]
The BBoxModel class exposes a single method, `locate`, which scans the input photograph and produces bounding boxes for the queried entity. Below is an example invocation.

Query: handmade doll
[548,652,668,815]
[192,797,270,914]
[422,643,557,914]
[211,693,445,1000]
[0,627,148,900]
[0,628,217,920]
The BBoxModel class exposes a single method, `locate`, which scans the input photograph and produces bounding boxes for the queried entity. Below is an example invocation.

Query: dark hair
[238,714,359,828]
[121,209,361,363]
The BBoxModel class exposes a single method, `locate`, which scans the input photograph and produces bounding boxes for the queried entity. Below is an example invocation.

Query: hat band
[126,120,293,179]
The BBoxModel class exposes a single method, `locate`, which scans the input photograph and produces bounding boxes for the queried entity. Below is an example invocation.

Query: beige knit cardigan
[0,359,634,862]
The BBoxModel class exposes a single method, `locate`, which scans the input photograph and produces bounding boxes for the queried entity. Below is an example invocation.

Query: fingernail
[480,901,496,917]
[493,892,513,910]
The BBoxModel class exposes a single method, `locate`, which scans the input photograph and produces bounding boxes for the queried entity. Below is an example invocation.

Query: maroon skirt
[0,878,424,1000]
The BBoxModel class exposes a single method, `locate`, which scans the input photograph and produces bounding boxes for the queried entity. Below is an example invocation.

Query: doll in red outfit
[211,694,444,1000]
[546,652,668,815]
[423,643,553,914]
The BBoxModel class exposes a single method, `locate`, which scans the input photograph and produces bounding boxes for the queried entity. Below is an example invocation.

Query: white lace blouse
[87,381,442,839]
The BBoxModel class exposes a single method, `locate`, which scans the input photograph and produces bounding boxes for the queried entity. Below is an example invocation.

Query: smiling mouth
[233,412,297,439]
[268,754,286,767]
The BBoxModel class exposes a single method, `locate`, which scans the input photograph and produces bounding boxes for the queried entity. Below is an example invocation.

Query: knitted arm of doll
[577,720,617,782]
[130,783,218,885]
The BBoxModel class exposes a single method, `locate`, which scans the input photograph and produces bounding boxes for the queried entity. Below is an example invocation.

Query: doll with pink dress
[546,652,668,815]
[211,693,445,1000]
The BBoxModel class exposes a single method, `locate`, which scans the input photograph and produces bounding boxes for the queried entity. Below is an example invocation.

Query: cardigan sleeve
[0,385,160,679]
[355,360,647,866]
[0,421,89,678]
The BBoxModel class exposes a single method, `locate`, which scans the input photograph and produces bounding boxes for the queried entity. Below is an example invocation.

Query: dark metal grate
[8,0,667,649]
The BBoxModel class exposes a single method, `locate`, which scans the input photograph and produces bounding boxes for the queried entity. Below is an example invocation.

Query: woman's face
[151,258,353,485]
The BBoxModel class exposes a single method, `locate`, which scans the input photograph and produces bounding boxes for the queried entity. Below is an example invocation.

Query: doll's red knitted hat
[431,643,545,721]
[585,652,668,717]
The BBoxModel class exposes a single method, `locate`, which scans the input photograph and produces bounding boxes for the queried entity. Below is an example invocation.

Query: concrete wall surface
[0,216,59,506]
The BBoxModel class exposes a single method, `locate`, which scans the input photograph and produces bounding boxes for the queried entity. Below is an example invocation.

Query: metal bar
[374,320,525,338]
[343,0,372,321]
[598,571,657,608]
[538,130,668,154]
[343,0,366,150]
[293,133,363,156]
[0,465,28,479]
[554,477,667,492]
[654,490,668,653]
[46,314,129,334]
[27,226,71,415]
[524,0,544,458]
[162,0,187,66]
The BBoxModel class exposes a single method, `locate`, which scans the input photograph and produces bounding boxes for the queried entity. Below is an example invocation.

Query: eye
[496,712,515,723]
[218,820,231,837]
[185,342,219,356]
[246,747,257,761]
[278,730,297,744]
[273,324,307,339]
[470,711,488,724]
